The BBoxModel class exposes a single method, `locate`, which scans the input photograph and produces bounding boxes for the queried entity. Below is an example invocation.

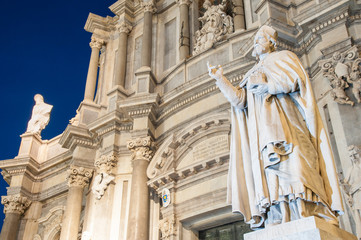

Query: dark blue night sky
[0,0,116,230]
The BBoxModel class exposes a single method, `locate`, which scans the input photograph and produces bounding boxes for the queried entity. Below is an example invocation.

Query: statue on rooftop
[207,25,344,229]
[26,94,53,136]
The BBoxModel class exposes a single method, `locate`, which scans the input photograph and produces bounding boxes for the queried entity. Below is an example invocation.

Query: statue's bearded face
[252,33,272,57]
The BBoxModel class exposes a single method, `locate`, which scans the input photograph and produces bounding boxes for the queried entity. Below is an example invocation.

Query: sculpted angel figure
[26,94,53,135]
[208,25,343,228]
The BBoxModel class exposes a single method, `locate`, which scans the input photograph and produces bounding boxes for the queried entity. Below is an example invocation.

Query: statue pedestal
[244,216,356,240]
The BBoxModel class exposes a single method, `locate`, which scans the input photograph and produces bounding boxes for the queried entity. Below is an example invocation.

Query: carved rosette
[141,1,157,13]
[67,166,93,188]
[89,37,105,49]
[1,194,31,215]
[117,22,133,35]
[159,214,177,239]
[127,137,154,162]
[176,0,192,6]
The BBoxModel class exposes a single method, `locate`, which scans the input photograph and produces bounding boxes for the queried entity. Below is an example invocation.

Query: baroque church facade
[1,0,361,239]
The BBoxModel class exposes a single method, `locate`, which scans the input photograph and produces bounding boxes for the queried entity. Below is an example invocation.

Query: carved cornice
[94,154,118,173]
[67,166,93,188]
[127,137,155,162]
[176,0,192,6]
[59,124,98,151]
[89,37,105,49]
[116,22,133,34]
[141,1,157,13]
[1,194,31,215]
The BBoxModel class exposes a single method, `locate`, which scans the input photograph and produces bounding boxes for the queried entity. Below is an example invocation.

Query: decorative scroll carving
[89,37,105,49]
[26,94,53,135]
[320,46,361,106]
[340,145,361,239]
[1,194,31,215]
[67,166,93,188]
[141,1,157,13]
[159,214,176,239]
[116,22,132,34]
[127,137,155,162]
[193,0,233,55]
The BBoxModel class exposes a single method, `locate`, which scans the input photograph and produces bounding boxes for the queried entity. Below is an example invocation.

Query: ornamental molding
[116,22,133,34]
[38,206,65,240]
[89,37,105,49]
[159,214,177,240]
[67,166,93,188]
[176,0,192,6]
[159,73,242,122]
[320,46,361,106]
[141,1,157,13]
[1,194,31,215]
[127,137,155,162]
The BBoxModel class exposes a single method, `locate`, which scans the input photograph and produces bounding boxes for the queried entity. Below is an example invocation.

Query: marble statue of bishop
[208,25,344,228]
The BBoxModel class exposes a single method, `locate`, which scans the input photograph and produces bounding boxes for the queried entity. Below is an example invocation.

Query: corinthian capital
[127,136,154,161]
[117,22,133,34]
[1,194,31,215]
[142,1,157,13]
[67,166,93,188]
[95,154,118,173]
[89,37,105,49]
[176,0,192,6]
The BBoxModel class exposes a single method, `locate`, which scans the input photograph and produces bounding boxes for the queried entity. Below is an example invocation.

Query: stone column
[126,137,154,240]
[59,166,93,240]
[141,1,157,68]
[232,0,245,30]
[114,22,132,88]
[84,37,105,102]
[177,0,192,60]
[0,194,31,240]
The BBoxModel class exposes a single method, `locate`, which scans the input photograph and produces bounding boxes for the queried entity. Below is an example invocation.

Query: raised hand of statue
[207,62,223,81]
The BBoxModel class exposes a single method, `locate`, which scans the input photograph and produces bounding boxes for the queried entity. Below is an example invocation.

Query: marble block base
[244,216,357,240]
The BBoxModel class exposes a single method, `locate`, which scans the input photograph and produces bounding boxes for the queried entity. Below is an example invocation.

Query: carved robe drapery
[223,50,344,228]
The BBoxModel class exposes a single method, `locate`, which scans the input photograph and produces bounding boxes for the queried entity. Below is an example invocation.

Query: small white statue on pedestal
[208,25,344,229]
[26,94,53,136]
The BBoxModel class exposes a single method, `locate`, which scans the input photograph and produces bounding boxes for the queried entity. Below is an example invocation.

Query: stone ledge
[244,216,356,240]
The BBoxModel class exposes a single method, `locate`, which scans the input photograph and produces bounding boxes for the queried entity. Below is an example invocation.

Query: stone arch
[147,111,230,185]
